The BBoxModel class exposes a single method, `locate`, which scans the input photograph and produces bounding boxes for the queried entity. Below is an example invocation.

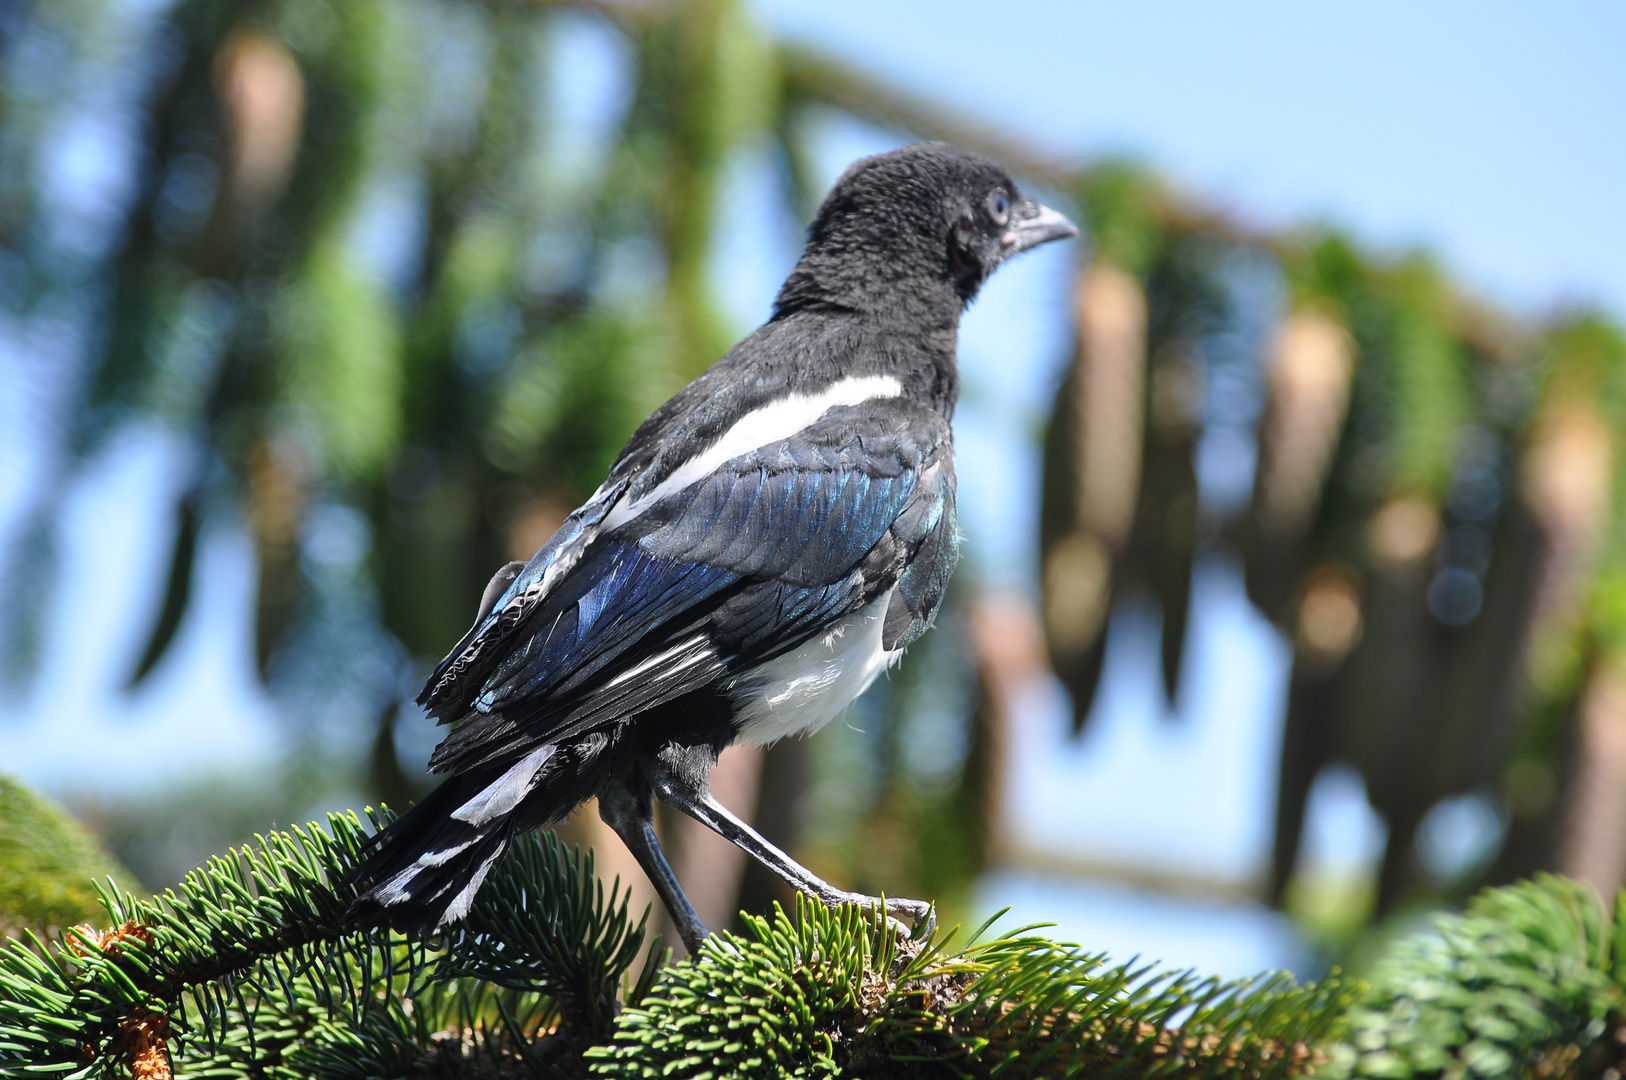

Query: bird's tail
[344,744,557,931]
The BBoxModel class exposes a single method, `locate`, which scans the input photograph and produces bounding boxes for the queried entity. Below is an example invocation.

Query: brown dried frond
[67,921,154,956]
[120,1009,173,1080]
[65,924,171,1078]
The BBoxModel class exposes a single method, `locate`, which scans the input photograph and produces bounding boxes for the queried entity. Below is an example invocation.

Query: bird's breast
[726,591,901,747]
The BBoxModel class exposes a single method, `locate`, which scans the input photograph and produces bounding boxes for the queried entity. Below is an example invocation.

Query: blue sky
[757,0,1626,318]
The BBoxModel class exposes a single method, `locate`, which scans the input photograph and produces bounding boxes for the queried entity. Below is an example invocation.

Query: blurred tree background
[1,0,1623,967]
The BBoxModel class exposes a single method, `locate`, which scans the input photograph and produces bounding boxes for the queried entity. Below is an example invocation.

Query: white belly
[728,593,901,747]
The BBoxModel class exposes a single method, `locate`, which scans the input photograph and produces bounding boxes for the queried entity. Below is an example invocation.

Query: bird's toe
[824,892,935,940]
[885,896,936,939]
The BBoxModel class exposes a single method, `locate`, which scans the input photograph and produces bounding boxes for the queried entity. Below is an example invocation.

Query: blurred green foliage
[0,775,136,937]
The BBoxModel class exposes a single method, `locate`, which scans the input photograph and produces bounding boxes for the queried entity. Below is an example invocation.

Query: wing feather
[421,400,956,777]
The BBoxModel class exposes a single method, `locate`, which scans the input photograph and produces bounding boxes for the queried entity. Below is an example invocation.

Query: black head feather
[772,142,1076,322]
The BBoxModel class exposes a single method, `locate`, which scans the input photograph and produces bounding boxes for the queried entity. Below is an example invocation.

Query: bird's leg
[597,781,709,957]
[647,761,935,938]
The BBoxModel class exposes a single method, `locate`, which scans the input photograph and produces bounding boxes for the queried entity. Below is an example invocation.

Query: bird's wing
[416,476,631,717]
[878,451,958,652]
[421,399,954,775]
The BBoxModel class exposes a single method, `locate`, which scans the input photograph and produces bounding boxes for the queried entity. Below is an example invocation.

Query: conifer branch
[5,810,1626,1079]
[0,810,653,1078]
[586,896,1354,1078]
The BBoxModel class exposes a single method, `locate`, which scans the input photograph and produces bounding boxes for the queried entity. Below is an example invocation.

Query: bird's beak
[1001,199,1079,255]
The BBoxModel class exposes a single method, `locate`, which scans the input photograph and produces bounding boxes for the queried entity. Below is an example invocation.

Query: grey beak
[1002,199,1079,254]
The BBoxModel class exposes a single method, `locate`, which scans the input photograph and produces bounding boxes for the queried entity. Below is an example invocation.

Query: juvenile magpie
[348,143,1077,953]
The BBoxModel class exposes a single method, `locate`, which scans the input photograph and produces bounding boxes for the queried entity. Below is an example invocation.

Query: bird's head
[774,142,1078,319]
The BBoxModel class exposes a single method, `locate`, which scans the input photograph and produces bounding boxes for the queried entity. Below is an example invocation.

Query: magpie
[347,143,1077,953]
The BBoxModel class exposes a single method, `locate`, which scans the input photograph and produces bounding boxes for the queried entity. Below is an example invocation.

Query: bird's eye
[986,190,1010,226]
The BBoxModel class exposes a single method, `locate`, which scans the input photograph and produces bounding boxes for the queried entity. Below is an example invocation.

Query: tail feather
[344,746,558,931]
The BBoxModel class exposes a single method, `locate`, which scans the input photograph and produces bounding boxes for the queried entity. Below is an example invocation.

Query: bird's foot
[821,891,936,942]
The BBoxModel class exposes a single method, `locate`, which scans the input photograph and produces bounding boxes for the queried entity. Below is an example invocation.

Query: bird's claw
[828,893,935,941]
[885,896,936,940]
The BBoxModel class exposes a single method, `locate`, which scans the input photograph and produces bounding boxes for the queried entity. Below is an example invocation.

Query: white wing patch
[450,743,556,826]
[728,592,902,747]
[603,375,904,530]
[603,635,714,688]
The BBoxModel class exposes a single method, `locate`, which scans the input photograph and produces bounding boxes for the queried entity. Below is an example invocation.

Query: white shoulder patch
[603,374,904,530]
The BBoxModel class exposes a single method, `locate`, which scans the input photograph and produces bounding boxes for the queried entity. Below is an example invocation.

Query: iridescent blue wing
[422,400,954,775]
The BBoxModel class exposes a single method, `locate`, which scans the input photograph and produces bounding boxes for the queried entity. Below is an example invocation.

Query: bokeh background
[3,0,1624,975]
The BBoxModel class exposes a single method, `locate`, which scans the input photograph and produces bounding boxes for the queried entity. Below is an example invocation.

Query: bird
[346,142,1077,954]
